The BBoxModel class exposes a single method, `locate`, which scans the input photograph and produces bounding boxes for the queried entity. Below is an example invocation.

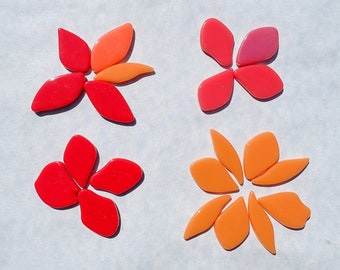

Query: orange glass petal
[184,195,231,240]
[210,129,243,185]
[244,132,279,180]
[214,197,249,250]
[91,23,134,73]
[258,192,311,229]
[248,191,276,254]
[252,158,309,186]
[190,158,239,194]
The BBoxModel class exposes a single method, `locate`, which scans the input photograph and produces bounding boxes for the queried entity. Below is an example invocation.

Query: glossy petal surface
[252,158,309,186]
[184,195,231,240]
[91,23,134,73]
[78,190,120,237]
[200,18,234,67]
[210,129,243,185]
[90,158,143,195]
[243,132,279,180]
[58,28,91,73]
[259,192,311,229]
[248,191,276,254]
[234,65,283,100]
[190,158,239,194]
[236,27,279,67]
[84,80,134,124]
[198,69,234,112]
[214,197,249,250]
[63,135,97,188]
[34,161,80,209]
[31,73,85,113]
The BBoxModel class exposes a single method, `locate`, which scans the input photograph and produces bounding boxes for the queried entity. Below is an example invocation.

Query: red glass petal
[84,80,134,124]
[63,135,97,188]
[31,73,85,113]
[34,161,80,209]
[200,18,234,67]
[58,28,91,73]
[234,65,283,100]
[78,189,120,237]
[198,69,234,112]
[236,27,279,67]
[90,158,143,195]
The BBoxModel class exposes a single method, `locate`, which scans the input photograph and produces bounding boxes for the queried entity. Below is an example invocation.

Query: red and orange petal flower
[31,23,154,124]
[184,129,310,254]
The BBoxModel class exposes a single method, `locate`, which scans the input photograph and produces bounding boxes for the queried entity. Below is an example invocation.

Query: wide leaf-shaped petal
[184,195,231,240]
[197,69,234,112]
[58,28,91,73]
[214,197,249,250]
[200,18,234,67]
[78,190,120,237]
[258,192,311,229]
[252,158,309,186]
[90,158,143,195]
[31,73,85,113]
[243,132,279,180]
[84,80,134,124]
[234,65,283,100]
[236,27,279,67]
[248,191,276,254]
[94,63,154,84]
[34,161,80,209]
[190,158,239,194]
[210,129,243,185]
[63,135,97,188]
[91,23,134,73]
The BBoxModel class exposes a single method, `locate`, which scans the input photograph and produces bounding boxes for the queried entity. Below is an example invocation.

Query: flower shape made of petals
[31,23,154,124]
[198,18,283,113]
[34,134,143,237]
[184,129,310,254]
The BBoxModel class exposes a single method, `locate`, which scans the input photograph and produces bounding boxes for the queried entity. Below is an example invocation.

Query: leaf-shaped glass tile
[214,197,249,250]
[31,73,85,113]
[63,135,97,188]
[78,189,120,237]
[90,158,143,195]
[34,161,80,209]
[252,158,309,186]
[197,69,234,112]
[243,132,280,180]
[190,158,239,194]
[236,27,279,67]
[58,28,91,73]
[248,191,276,254]
[200,18,234,67]
[258,192,311,229]
[210,129,243,185]
[94,63,154,84]
[84,80,134,124]
[234,65,283,100]
[184,195,231,240]
[91,23,134,73]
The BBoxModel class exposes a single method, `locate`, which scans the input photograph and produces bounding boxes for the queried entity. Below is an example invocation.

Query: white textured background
[1,1,339,269]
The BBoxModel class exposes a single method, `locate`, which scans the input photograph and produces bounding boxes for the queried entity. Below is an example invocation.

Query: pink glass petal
[34,161,80,209]
[84,80,134,124]
[236,27,279,67]
[198,69,234,112]
[90,158,143,195]
[234,65,283,100]
[31,73,85,113]
[78,189,120,237]
[58,28,91,73]
[200,18,234,67]
[63,135,97,188]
